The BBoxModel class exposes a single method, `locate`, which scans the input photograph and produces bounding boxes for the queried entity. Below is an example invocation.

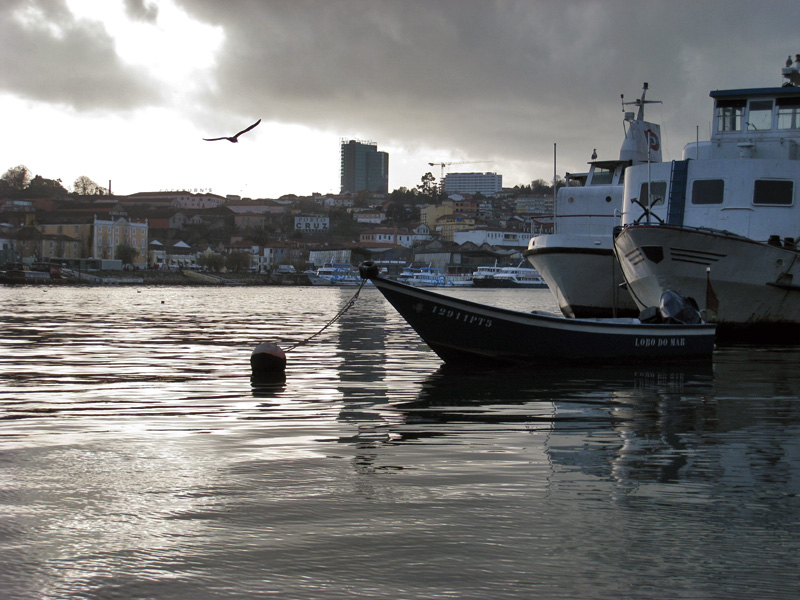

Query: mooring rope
[284,279,368,352]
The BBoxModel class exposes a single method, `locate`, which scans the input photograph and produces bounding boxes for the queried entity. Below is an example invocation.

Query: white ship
[524,83,661,318]
[613,58,800,341]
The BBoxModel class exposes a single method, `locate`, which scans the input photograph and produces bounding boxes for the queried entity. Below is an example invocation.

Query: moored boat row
[524,57,800,342]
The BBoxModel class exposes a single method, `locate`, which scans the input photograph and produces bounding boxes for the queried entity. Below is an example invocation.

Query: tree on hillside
[1,165,32,196]
[417,172,438,197]
[27,175,69,198]
[528,177,566,196]
[244,224,274,246]
[73,176,108,196]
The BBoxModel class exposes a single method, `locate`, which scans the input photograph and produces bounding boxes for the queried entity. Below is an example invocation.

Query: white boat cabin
[621,83,800,244]
[548,83,662,240]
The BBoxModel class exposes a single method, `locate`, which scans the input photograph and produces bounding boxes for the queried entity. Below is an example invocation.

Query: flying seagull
[203,119,261,143]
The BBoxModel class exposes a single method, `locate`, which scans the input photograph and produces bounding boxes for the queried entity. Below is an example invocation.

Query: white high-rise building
[443,172,502,196]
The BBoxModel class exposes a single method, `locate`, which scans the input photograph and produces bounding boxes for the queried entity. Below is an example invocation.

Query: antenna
[621,82,661,121]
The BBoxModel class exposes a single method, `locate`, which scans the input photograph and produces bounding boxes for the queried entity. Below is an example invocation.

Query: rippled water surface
[1,285,799,599]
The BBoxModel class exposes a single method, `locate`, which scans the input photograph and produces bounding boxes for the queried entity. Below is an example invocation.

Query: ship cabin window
[691,179,724,204]
[638,181,666,207]
[715,99,746,132]
[589,167,614,185]
[747,100,774,132]
[753,180,793,205]
[777,97,800,130]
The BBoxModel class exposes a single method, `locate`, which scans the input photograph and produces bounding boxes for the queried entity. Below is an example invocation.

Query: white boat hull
[525,234,638,318]
[308,274,371,286]
[615,224,800,338]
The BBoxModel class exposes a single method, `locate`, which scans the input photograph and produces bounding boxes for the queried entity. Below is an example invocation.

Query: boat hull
[525,236,638,317]
[366,275,715,366]
[472,278,546,289]
[615,224,800,340]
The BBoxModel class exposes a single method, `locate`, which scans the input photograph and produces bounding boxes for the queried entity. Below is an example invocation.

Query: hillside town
[0,158,558,283]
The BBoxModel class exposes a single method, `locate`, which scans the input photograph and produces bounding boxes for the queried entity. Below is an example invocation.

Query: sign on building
[294,216,330,232]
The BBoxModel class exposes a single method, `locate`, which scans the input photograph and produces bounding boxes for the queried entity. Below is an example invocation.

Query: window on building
[691,179,725,204]
[715,99,746,132]
[638,181,667,207]
[777,97,800,130]
[753,180,793,205]
[747,100,773,131]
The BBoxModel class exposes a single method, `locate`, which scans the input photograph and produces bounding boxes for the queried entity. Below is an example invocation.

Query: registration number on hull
[421,303,493,328]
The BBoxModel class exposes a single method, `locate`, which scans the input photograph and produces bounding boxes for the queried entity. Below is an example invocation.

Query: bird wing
[233,119,261,138]
[203,137,229,142]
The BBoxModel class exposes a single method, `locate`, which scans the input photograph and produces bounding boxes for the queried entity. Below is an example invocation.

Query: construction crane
[428,160,492,181]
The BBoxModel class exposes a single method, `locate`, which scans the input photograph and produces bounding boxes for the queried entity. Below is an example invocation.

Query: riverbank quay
[1,270,313,287]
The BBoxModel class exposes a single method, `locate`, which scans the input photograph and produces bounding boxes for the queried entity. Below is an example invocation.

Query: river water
[1,285,798,599]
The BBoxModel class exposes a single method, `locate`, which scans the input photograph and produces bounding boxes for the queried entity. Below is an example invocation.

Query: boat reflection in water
[334,347,800,495]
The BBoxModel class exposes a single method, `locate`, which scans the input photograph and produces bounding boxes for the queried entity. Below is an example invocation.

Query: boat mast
[553,142,557,234]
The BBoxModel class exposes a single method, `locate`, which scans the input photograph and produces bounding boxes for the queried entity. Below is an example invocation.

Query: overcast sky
[1,0,797,199]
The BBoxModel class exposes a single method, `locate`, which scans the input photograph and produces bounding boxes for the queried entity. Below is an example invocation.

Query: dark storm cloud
[0,0,162,111]
[175,0,799,172]
[3,0,797,182]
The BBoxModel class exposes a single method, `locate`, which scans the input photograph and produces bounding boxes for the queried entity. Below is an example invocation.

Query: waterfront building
[225,198,287,215]
[340,140,389,194]
[91,216,148,266]
[434,214,475,242]
[453,227,530,248]
[420,201,454,227]
[359,226,431,248]
[514,195,554,215]
[7,226,82,262]
[124,191,225,210]
[353,209,386,224]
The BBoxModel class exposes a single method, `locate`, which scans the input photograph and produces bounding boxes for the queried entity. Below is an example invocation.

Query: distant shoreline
[1,270,314,287]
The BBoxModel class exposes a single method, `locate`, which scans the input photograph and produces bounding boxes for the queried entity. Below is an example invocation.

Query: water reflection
[322,349,800,498]
[3,287,800,599]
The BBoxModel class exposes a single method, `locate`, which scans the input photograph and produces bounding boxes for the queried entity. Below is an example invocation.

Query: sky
[1,0,798,200]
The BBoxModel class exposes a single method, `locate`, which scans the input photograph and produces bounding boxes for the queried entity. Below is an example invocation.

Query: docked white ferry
[308,262,367,286]
[613,59,800,340]
[524,83,660,318]
[472,262,547,288]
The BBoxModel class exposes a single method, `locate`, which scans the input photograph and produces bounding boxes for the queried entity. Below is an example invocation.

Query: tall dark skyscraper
[340,140,389,193]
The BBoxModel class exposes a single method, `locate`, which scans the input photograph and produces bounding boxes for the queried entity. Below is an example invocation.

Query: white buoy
[250,342,286,381]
